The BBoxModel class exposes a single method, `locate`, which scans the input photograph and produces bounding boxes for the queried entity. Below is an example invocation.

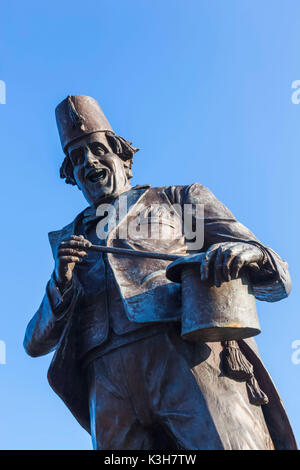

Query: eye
[69,147,84,166]
[89,142,107,156]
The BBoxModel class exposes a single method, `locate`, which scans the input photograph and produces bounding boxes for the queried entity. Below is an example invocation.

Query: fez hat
[55,95,114,152]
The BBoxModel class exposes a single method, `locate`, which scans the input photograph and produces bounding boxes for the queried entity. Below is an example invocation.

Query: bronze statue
[24,95,297,450]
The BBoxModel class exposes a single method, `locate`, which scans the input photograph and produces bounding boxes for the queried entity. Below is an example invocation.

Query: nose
[84,147,98,167]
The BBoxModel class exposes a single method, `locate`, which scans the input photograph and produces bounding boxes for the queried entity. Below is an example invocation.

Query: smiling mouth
[86,168,109,184]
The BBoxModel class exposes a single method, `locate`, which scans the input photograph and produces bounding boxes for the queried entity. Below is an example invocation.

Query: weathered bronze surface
[24,95,297,450]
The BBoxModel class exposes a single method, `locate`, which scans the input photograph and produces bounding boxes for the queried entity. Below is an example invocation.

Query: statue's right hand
[54,235,91,290]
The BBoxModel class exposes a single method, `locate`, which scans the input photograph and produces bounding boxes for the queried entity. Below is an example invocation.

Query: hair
[59,131,139,186]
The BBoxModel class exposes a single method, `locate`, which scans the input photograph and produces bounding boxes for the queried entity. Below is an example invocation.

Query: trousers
[87,327,274,450]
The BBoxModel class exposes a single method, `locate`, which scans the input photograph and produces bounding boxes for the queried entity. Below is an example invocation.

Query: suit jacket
[23,183,297,449]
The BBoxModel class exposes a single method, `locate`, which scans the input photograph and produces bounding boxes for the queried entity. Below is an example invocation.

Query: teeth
[88,169,107,182]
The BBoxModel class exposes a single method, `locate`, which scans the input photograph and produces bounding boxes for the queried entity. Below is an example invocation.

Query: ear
[122,159,133,180]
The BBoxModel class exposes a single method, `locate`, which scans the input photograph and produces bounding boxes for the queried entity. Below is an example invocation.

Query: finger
[64,235,89,244]
[230,253,247,279]
[200,242,232,281]
[60,239,91,249]
[222,245,242,281]
[200,248,218,281]
[59,256,82,263]
[62,237,90,245]
[213,246,225,287]
[58,248,87,258]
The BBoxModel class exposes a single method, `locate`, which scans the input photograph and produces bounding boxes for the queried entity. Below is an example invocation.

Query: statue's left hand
[200,242,264,287]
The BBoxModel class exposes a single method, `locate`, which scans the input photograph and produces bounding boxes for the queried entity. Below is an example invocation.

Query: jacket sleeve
[23,273,83,357]
[168,182,291,303]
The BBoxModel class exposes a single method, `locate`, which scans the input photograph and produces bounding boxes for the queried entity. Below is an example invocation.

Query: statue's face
[67,132,131,206]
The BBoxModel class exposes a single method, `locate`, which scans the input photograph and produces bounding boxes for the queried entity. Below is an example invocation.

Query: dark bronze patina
[166,255,260,342]
[24,95,297,450]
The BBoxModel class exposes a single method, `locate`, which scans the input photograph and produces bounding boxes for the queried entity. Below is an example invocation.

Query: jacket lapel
[48,219,78,260]
[106,185,149,243]
[48,185,150,257]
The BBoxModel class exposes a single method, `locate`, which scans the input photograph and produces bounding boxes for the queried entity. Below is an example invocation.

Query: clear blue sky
[0,0,299,450]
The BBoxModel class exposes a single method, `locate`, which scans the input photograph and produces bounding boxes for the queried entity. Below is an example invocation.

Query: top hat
[166,255,260,342]
[55,95,114,152]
